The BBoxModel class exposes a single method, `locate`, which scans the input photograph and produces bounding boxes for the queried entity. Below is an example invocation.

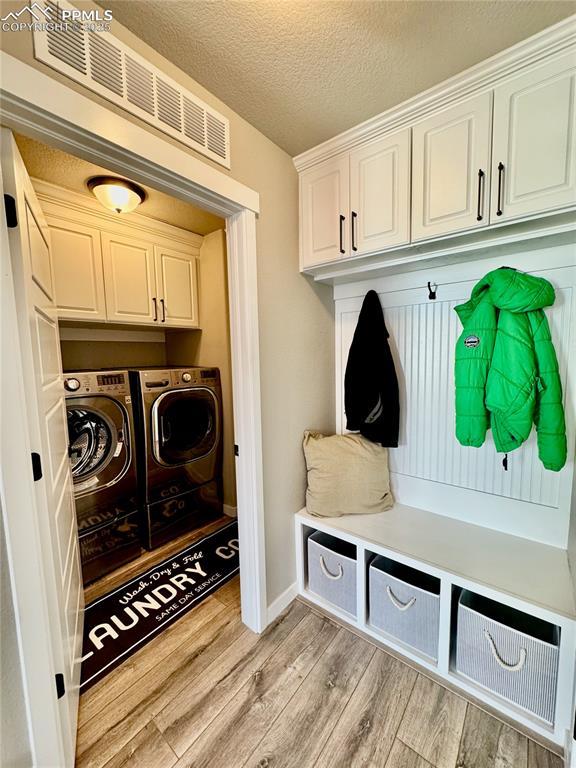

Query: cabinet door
[101,232,157,324]
[350,129,410,254]
[300,154,349,268]
[154,245,199,328]
[412,93,492,241]
[491,53,576,223]
[47,217,107,321]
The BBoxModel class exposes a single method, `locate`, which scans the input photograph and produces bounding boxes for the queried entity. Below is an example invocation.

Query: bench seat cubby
[307,531,357,617]
[369,556,440,661]
[455,590,560,725]
[295,506,576,750]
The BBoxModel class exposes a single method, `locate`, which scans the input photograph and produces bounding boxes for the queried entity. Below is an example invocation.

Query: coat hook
[427,282,437,300]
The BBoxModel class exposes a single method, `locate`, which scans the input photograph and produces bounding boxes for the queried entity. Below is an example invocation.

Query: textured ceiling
[14,134,224,235]
[101,0,575,156]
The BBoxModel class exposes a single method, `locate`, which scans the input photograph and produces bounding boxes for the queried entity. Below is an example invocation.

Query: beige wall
[167,230,236,509]
[1,3,335,606]
[60,339,167,371]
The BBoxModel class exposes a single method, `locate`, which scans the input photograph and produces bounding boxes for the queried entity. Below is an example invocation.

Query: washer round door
[152,387,219,466]
[67,396,130,494]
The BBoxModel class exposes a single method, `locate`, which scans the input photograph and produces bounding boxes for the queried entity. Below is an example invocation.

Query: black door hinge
[234,444,239,457]
[4,195,17,228]
[55,673,65,699]
[31,452,43,481]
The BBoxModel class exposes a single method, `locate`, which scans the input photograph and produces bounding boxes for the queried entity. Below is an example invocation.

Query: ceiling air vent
[33,0,231,168]
[125,57,155,116]
[45,0,86,74]
[88,35,123,96]
[156,78,182,132]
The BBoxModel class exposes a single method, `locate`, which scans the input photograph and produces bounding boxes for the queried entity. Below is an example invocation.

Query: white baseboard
[223,504,237,518]
[267,582,298,625]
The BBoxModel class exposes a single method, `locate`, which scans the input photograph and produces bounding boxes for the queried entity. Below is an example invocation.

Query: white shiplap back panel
[336,262,575,548]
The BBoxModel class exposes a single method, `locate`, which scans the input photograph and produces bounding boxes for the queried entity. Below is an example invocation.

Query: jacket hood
[455,268,555,324]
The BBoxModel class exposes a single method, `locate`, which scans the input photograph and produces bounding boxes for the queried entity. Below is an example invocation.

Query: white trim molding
[267,582,298,625]
[0,53,259,216]
[226,210,268,632]
[223,504,238,518]
[58,327,167,343]
[293,14,576,171]
[308,211,576,285]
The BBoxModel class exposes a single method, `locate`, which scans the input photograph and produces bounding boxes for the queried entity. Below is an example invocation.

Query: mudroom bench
[294,505,576,751]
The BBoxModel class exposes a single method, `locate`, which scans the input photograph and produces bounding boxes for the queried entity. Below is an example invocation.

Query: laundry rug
[80,520,239,690]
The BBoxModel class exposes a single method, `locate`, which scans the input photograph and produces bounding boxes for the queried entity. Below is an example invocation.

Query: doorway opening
[12,131,243,679]
[1,56,265,765]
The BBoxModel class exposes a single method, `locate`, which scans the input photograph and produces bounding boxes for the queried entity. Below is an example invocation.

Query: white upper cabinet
[349,129,411,254]
[47,217,107,321]
[411,93,492,241]
[491,53,576,223]
[300,155,349,268]
[296,22,576,278]
[35,182,203,328]
[154,246,199,327]
[101,232,158,324]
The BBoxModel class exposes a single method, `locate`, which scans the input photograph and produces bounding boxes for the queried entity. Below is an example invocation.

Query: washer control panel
[64,371,130,395]
[64,377,81,392]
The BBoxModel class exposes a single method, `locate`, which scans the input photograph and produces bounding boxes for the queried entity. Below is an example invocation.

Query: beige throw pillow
[303,431,395,518]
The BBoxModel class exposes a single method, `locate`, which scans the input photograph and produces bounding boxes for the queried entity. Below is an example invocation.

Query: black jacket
[344,290,399,447]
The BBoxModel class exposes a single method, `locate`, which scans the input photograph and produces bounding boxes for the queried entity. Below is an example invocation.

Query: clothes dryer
[129,367,223,549]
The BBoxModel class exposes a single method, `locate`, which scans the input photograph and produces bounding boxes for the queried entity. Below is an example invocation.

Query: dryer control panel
[138,368,220,390]
[171,368,219,387]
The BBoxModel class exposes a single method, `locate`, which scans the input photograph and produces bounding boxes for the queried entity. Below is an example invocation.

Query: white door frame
[1,49,267,758]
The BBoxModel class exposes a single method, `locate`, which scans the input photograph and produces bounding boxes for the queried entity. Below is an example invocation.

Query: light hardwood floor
[76,579,564,768]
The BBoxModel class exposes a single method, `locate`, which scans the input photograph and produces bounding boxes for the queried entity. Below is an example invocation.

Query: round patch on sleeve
[464,335,480,348]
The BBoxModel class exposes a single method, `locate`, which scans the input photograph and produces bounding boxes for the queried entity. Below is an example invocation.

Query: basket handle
[319,556,343,581]
[386,585,416,612]
[483,630,527,672]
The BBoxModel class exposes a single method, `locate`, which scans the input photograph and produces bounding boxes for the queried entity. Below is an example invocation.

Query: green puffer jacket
[454,267,567,472]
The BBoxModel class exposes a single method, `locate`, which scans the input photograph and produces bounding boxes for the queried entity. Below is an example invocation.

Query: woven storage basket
[456,591,559,724]
[369,556,440,660]
[307,531,357,617]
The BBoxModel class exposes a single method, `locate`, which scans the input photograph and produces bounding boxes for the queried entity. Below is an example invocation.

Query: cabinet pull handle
[339,214,345,255]
[160,298,166,322]
[319,556,343,580]
[386,586,416,612]
[351,211,358,251]
[483,630,527,672]
[496,162,504,216]
[153,297,158,322]
[476,169,485,221]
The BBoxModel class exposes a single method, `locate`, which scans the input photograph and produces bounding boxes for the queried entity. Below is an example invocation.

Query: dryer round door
[151,387,219,466]
[67,396,130,494]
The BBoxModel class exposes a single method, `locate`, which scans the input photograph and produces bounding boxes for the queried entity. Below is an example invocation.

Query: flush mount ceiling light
[87,176,146,214]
